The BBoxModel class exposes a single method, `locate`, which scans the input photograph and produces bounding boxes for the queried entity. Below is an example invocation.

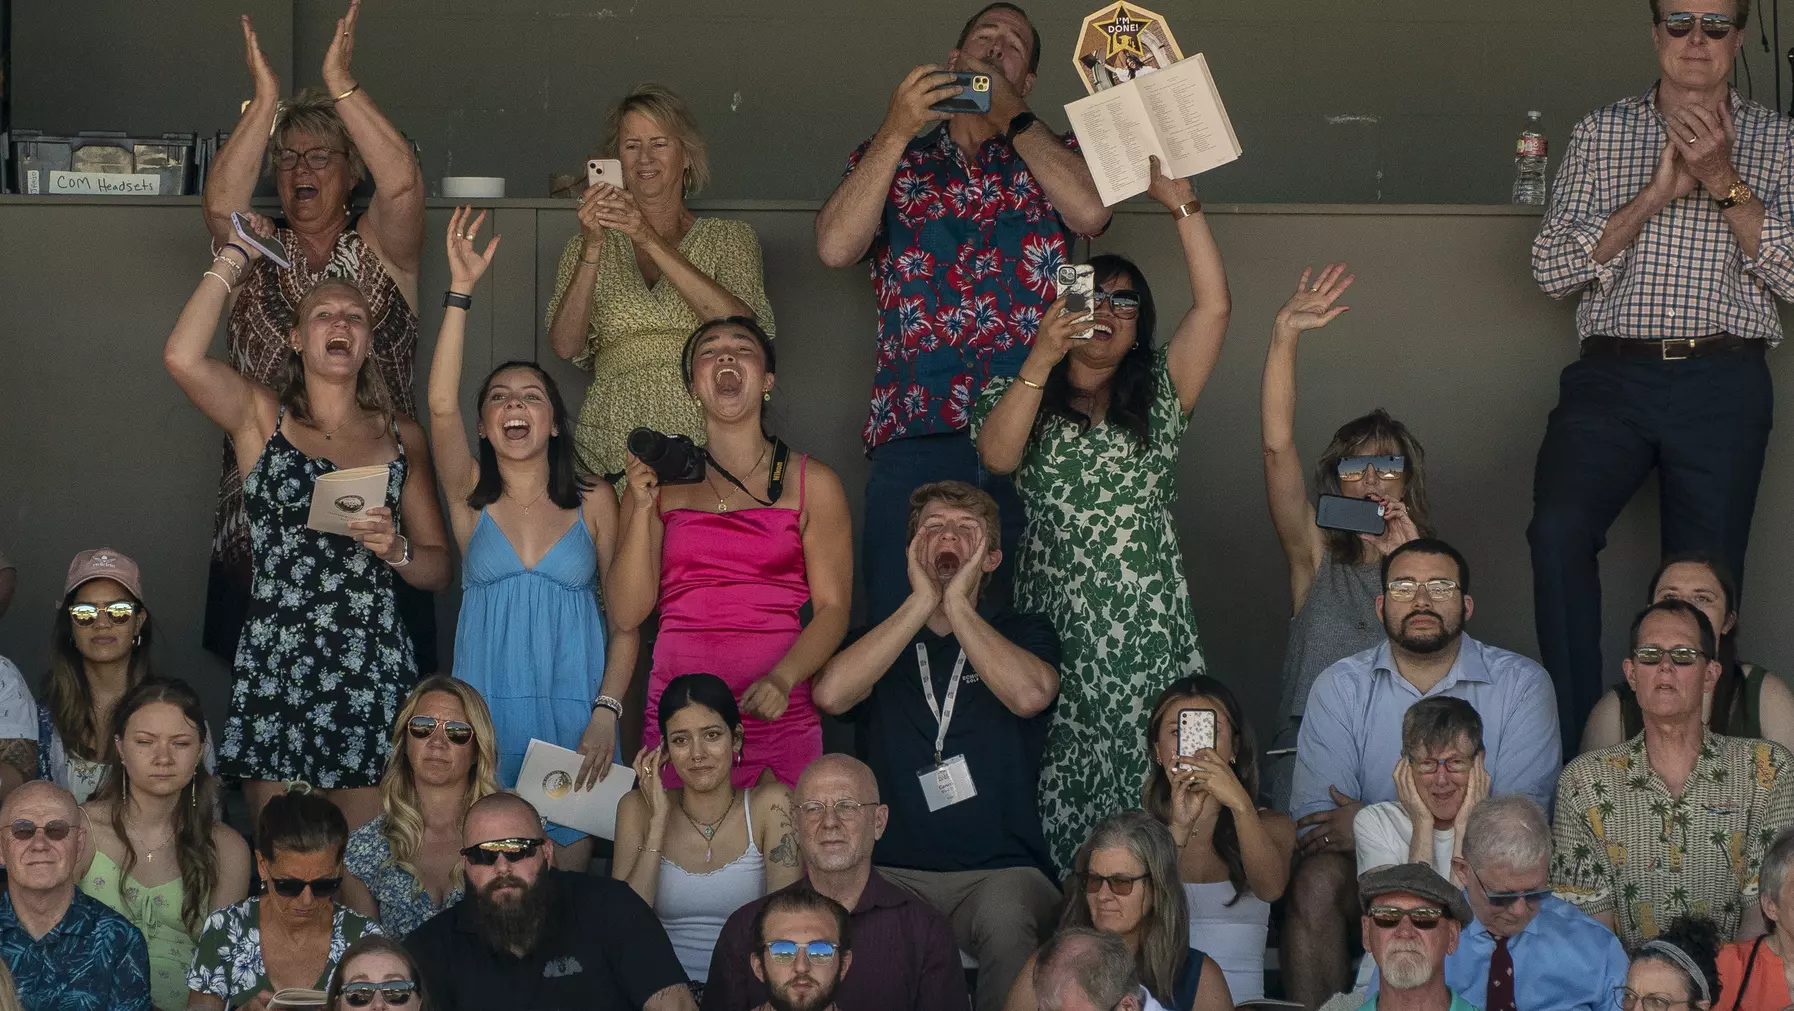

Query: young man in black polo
[406,793,695,1011]
[813,480,1061,1011]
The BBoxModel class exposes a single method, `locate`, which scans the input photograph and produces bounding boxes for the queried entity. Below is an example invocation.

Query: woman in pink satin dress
[612,316,853,787]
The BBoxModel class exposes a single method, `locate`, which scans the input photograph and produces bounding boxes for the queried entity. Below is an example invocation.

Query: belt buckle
[1661,338,1697,361]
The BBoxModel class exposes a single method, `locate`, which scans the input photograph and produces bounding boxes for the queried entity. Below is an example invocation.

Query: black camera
[627,428,706,485]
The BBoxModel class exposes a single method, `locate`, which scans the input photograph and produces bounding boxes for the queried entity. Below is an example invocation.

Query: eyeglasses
[1091,289,1142,318]
[796,799,875,821]
[268,875,342,898]
[1337,455,1405,481]
[1367,905,1445,930]
[1614,987,1695,1011]
[8,820,73,843]
[1659,11,1738,39]
[407,716,474,745]
[1469,865,1552,909]
[1409,755,1475,775]
[341,981,416,1007]
[460,837,546,866]
[1083,871,1151,897]
[1631,646,1705,667]
[68,601,139,626]
[1385,579,1461,602]
[275,146,348,172]
[763,940,840,963]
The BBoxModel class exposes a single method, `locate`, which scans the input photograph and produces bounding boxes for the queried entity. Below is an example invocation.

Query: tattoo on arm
[0,740,36,778]
[644,982,699,1011]
[767,801,800,867]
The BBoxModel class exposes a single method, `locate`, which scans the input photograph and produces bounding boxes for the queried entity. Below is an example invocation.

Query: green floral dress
[973,348,1205,869]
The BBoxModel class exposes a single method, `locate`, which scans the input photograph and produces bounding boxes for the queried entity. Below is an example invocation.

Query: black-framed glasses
[1469,865,1552,909]
[460,837,546,866]
[68,600,139,626]
[8,819,73,843]
[407,716,474,745]
[1083,871,1151,897]
[796,799,875,821]
[1614,987,1694,1011]
[1410,755,1475,775]
[275,146,347,172]
[268,875,342,898]
[1385,578,1461,602]
[1337,455,1405,481]
[1091,289,1142,318]
[341,980,417,1007]
[1367,905,1444,930]
[1631,645,1705,667]
[763,940,840,963]
[1659,11,1738,39]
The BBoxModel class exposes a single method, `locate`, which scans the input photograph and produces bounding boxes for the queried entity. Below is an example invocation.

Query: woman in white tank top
[613,673,802,997]
[1143,676,1297,1003]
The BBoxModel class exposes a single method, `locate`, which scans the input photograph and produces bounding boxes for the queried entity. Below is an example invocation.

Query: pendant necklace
[510,487,548,515]
[681,790,738,863]
[705,445,766,514]
[317,413,355,441]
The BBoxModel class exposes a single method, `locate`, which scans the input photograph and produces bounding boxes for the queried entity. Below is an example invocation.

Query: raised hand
[1274,264,1355,337]
[240,15,280,102]
[446,206,501,291]
[632,744,670,824]
[1393,758,1432,827]
[1144,155,1195,212]
[1362,496,1419,557]
[584,184,656,248]
[1024,295,1090,376]
[944,523,990,605]
[905,528,943,610]
[956,54,1027,128]
[575,186,609,247]
[322,0,362,97]
[1167,761,1215,838]
[1666,102,1737,192]
[882,65,958,139]
[623,453,661,508]
[1454,753,1490,836]
[1186,748,1254,816]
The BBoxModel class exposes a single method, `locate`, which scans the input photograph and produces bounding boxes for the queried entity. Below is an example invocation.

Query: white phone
[586,158,624,190]
[1055,263,1096,339]
[1177,708,1217,758]
[231,211,290,269]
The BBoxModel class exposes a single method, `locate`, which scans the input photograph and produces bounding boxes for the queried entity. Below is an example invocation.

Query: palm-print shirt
[187,897,380,1007]
[849,124,1095,450]
[0,890,150,1011]
[1550,729,1794,946]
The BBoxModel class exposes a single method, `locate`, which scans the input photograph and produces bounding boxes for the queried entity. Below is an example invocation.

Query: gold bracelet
[333,83,361,102]
[1017,375,1044,391]
[1173,199,1203,219]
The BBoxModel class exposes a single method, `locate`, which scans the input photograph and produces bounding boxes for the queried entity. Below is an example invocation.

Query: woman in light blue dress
[424,208,637,869]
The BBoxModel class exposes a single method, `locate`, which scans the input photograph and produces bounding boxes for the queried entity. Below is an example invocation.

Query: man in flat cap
[1324,863,1476,1011]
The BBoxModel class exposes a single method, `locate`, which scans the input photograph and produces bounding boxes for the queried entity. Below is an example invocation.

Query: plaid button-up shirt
[1532,86,1794,345]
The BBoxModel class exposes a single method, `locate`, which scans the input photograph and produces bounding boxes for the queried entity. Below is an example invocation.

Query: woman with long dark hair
[972,159,1230,869]
[164,226,451,830]
[79,678,252,1011]
[425,209,632,869]
[1142,677,1294,1002]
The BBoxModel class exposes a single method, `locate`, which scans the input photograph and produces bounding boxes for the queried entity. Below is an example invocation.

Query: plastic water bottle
[1512,111,1548,206]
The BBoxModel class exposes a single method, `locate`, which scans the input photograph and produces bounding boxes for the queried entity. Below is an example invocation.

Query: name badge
[918,754,978,812]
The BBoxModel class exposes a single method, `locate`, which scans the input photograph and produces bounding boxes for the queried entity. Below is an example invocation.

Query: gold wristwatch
[1715,178,1754,210]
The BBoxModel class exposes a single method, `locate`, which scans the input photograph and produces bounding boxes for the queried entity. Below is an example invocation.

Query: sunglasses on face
[1091,289,1142,318]
[1367,904,1445,929]
[8,820,73,843]
[460,837,546,865]
[268,875,343,898]
[275,147,348,172]
[1631,645,1705,667]
[1384,578,1461,602]
[1660,11,1738,39]
[407,716,474,745]
[68,601,139,626]
[1083,871,1150,897]
[341,980,417,1007]
[1614,987,1694,1011]
[763,940,840,963]
[1337,455,1405,481]
[1469,866,1552,909]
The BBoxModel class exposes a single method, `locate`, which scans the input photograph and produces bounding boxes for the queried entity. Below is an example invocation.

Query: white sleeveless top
[1184,880,1271,1002]
[655,789,766,983]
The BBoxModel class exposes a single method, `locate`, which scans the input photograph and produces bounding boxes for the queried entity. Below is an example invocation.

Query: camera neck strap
[705,438,789,508]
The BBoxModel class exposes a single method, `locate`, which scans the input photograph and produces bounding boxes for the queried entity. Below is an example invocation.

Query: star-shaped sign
[1094,3,1156,60]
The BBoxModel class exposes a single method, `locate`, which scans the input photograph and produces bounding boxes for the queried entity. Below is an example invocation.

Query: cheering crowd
[1,0,1793,1009]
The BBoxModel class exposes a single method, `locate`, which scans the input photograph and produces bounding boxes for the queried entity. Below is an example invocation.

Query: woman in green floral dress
[973,159,1232,869]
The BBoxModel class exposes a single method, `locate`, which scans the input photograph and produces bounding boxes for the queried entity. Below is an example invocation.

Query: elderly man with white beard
[1320,863,1477,1011]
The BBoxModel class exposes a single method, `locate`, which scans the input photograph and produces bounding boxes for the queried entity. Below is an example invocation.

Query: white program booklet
[515,738,636,840]
[304,464,391,537]
[1064,53,1242,205]
[268,990,328,1010]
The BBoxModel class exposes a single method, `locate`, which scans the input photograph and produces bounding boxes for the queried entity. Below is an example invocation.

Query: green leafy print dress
[973,347,1205,869]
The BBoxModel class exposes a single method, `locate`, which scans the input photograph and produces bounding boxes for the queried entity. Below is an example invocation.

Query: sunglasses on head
[1367,904,1445,929]
[763,940,840,963]
[1469,866,1552,909]
[460,837,545,865]
[341,980,416,1007]
[407,716,474,745]
[8,819,73,843]
[68,600,139,626]
[1337,455,1405,481]
[1660,11,1738,39]
[1631,645,1705,667]
[268,875,342,898]
[1083,871,1150,897]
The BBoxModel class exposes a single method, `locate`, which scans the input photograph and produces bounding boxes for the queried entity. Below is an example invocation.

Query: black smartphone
[930,71,993,114]
[1315,494,1385,536]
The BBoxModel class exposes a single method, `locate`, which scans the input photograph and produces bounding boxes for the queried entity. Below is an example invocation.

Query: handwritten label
[46,171,162,196]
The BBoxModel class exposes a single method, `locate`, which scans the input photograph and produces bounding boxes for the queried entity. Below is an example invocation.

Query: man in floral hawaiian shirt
[815,2,1110,623]
[1551,598,1794,947]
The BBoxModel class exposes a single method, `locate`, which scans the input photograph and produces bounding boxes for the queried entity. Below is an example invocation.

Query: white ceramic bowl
[440,176,505,198]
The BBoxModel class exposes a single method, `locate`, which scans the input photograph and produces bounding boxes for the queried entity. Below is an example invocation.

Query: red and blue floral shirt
[849,125,1094,451]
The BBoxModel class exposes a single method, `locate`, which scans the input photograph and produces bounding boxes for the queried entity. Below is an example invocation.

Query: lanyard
[915,643,967,765]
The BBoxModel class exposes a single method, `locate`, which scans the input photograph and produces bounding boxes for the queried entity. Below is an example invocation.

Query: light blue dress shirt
[1289,635,1562,823]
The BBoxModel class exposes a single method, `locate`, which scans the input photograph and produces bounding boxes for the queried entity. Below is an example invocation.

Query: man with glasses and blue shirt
[1286,538,1561,1009]
[747,886,853,1011]
[1552,599,1794,947]
[1530,0,1794,756]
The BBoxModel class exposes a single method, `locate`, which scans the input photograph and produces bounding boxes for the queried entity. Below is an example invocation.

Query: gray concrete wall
[10,0,1780,203]
[9,196,1794,750]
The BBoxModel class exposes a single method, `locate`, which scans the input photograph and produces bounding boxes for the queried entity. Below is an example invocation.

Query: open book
[1064,53,1241,206]
[514,739,637,840]
[304,464,391,537]
[268,990,328,1010]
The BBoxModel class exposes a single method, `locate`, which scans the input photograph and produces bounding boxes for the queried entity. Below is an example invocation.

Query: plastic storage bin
[11,131,197,196]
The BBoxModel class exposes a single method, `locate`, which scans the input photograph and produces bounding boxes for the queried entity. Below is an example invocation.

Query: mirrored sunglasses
[460,837,545,866]
[68,600,139,626]
[1661,11,1737,39]
[1091,289,1142,318]
[1631,645,1704,667]
[407,716,474,745]
[342,980,417,1007]
[1337,455,1406,481]
[1367,905,1445,930]
[764,940,839,963]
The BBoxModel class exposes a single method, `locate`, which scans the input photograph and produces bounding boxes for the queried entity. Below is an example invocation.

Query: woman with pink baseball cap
[39,548,154,803]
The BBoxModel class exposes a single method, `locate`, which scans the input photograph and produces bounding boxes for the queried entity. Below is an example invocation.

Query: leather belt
[1580,333,1762,360]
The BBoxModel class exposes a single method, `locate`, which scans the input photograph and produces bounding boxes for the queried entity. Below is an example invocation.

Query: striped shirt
[1531,86,1794,345]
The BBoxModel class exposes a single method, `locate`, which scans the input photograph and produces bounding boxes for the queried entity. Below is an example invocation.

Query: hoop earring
[133,633,142,647]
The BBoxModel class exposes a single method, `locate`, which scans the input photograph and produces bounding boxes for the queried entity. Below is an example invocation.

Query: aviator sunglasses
[406,716,474,745]
[1659,11,1738,39]
[68,600,139,626]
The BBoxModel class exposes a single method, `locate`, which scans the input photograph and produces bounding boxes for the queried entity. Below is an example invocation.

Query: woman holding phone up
[972,157,1231,870]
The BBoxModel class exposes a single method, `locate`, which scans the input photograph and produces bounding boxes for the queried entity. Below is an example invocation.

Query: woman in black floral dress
[165,223,450,829]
